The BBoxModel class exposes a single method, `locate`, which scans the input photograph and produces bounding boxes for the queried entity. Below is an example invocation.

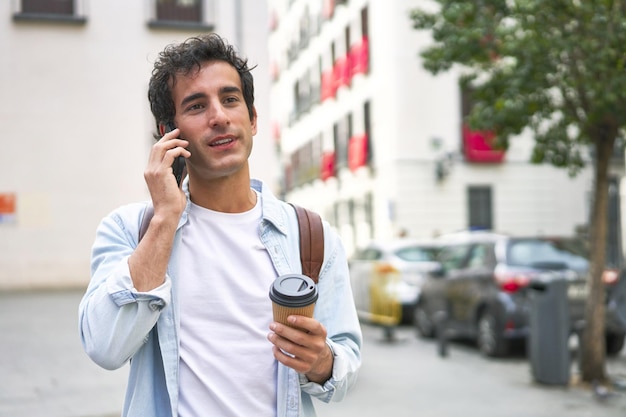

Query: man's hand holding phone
[145,123,191,220]
[130,125,190,292]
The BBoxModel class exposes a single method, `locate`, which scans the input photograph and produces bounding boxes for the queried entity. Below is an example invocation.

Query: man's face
[170,60,257,181]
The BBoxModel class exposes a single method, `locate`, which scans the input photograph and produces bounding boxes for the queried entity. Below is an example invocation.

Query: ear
[250,107,258,135]
[158,123,167,136]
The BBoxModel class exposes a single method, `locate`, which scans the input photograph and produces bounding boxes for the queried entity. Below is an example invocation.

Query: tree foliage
[410,0,626,383]
[411,0,626,175]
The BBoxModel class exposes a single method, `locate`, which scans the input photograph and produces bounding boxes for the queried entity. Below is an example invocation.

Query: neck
[188,175,256,213]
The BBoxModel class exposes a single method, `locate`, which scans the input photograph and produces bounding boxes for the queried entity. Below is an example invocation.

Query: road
[1,290,626,417]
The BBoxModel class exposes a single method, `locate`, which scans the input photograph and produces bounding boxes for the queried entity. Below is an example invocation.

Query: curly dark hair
[148,33,255,132]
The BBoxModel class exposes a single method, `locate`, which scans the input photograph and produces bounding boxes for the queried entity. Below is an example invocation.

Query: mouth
[209,136,236,147]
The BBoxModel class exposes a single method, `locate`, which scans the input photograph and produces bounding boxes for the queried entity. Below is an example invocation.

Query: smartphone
[165,122,186,187]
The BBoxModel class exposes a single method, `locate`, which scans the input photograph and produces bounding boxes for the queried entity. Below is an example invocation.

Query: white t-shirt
[177,191,278,417]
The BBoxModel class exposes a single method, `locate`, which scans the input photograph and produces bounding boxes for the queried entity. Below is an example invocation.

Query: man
[79,33,362,417]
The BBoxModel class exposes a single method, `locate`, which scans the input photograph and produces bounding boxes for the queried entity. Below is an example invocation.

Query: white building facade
[268,0,604,256]
[0,0,276,289]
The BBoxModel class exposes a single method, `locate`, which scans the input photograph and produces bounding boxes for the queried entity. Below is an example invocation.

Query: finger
[268,326,310,355]
[268,325,323,363]
[270,337,317,374]
[155,128,188,155]
[158,127,179,141]
[145,142,189,186]
[156,138,189,153]
[269,321,309,347]
[163,145,191,162]
[271,346,310,373]
[150,139,189,165]
[286,316,326,336]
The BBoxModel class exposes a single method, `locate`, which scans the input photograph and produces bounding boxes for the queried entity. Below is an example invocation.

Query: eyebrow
[180,92,206,108]
[179,86,243,108]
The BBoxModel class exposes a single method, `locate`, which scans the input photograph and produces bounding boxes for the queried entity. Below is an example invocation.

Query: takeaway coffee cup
[269,274,318,327]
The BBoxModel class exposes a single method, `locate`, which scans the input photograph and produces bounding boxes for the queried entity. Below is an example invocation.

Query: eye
[186,103,204,111]
[224,96,239,104]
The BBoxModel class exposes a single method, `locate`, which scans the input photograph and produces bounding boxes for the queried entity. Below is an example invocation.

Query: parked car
[414,231,626,357]
[349,239,441,325]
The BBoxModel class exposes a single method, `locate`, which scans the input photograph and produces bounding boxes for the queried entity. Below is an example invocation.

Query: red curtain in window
[348,134,368,171]
[349,37,369,77]
[333,56,351,90]
[321,69,336,101]
[320,151,336,181]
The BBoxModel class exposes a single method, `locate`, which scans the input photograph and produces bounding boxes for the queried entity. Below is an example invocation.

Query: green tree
[409,0,626,383]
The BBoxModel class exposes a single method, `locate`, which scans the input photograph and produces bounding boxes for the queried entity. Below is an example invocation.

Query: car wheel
[401,304,416,326]
[414,304,435,339]
[606,333,625,356]
[477,311,507,357]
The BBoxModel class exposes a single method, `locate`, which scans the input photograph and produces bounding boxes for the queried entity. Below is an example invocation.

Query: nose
[208,103,230,127]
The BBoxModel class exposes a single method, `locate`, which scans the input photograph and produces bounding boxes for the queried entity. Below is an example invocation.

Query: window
[299,6,311,49]
[348,199,356,244]
[439,245,471,271]
[294,69,317,117]
[350,9,370,77]
[361,6,369,39]
[466,244,495,269]
[333,114,352,170]
[14,0,86,23]
[290,135,322,187]
[149,0,214,30]
[355,248,382,261]
[364,101,373,164]
[157,0,200,21]
[461,86,505,163]
[396,246,439,262]
[22,0,73,14]
[468,186,493,230]
[365,192,374,238]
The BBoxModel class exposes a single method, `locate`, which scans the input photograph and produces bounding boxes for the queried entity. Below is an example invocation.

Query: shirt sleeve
[299,226,362,402]
[78,204,172,370]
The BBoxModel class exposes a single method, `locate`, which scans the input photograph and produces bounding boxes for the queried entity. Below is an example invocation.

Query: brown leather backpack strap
[291,204,324,284]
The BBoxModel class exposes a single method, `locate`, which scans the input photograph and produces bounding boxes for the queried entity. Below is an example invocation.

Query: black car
[414,231,626,357]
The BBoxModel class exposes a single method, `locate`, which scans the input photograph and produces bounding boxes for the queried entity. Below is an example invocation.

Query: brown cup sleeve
[272,303,316,328]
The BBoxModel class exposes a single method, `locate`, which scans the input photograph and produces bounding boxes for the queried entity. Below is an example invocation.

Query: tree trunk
[580,126,617,383]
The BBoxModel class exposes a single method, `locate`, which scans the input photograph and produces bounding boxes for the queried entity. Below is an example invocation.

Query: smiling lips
[209,136,235,147]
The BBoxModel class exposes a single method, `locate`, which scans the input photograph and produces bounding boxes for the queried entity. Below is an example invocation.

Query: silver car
[349,239,441,325]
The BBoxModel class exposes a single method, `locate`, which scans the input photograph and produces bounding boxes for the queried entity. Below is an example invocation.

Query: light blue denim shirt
[79,179,362,417]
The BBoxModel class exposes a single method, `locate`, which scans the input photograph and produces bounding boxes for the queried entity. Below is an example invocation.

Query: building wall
[0,0,275,289]
[270,0,594,256]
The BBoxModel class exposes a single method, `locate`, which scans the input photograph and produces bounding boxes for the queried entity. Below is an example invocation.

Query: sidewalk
[0,290,127,417]
[2,289,626,417]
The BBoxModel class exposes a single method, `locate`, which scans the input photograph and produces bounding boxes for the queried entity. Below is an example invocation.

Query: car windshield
[395,246,439,262]
[507,239,589,270]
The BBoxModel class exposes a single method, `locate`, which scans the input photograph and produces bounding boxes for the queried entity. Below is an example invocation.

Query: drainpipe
[234,0,242,50]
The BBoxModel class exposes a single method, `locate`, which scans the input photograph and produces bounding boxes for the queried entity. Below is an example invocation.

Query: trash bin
[528,278,570,385]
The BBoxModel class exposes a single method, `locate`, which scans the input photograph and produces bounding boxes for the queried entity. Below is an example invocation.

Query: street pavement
[2,289,626,417]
